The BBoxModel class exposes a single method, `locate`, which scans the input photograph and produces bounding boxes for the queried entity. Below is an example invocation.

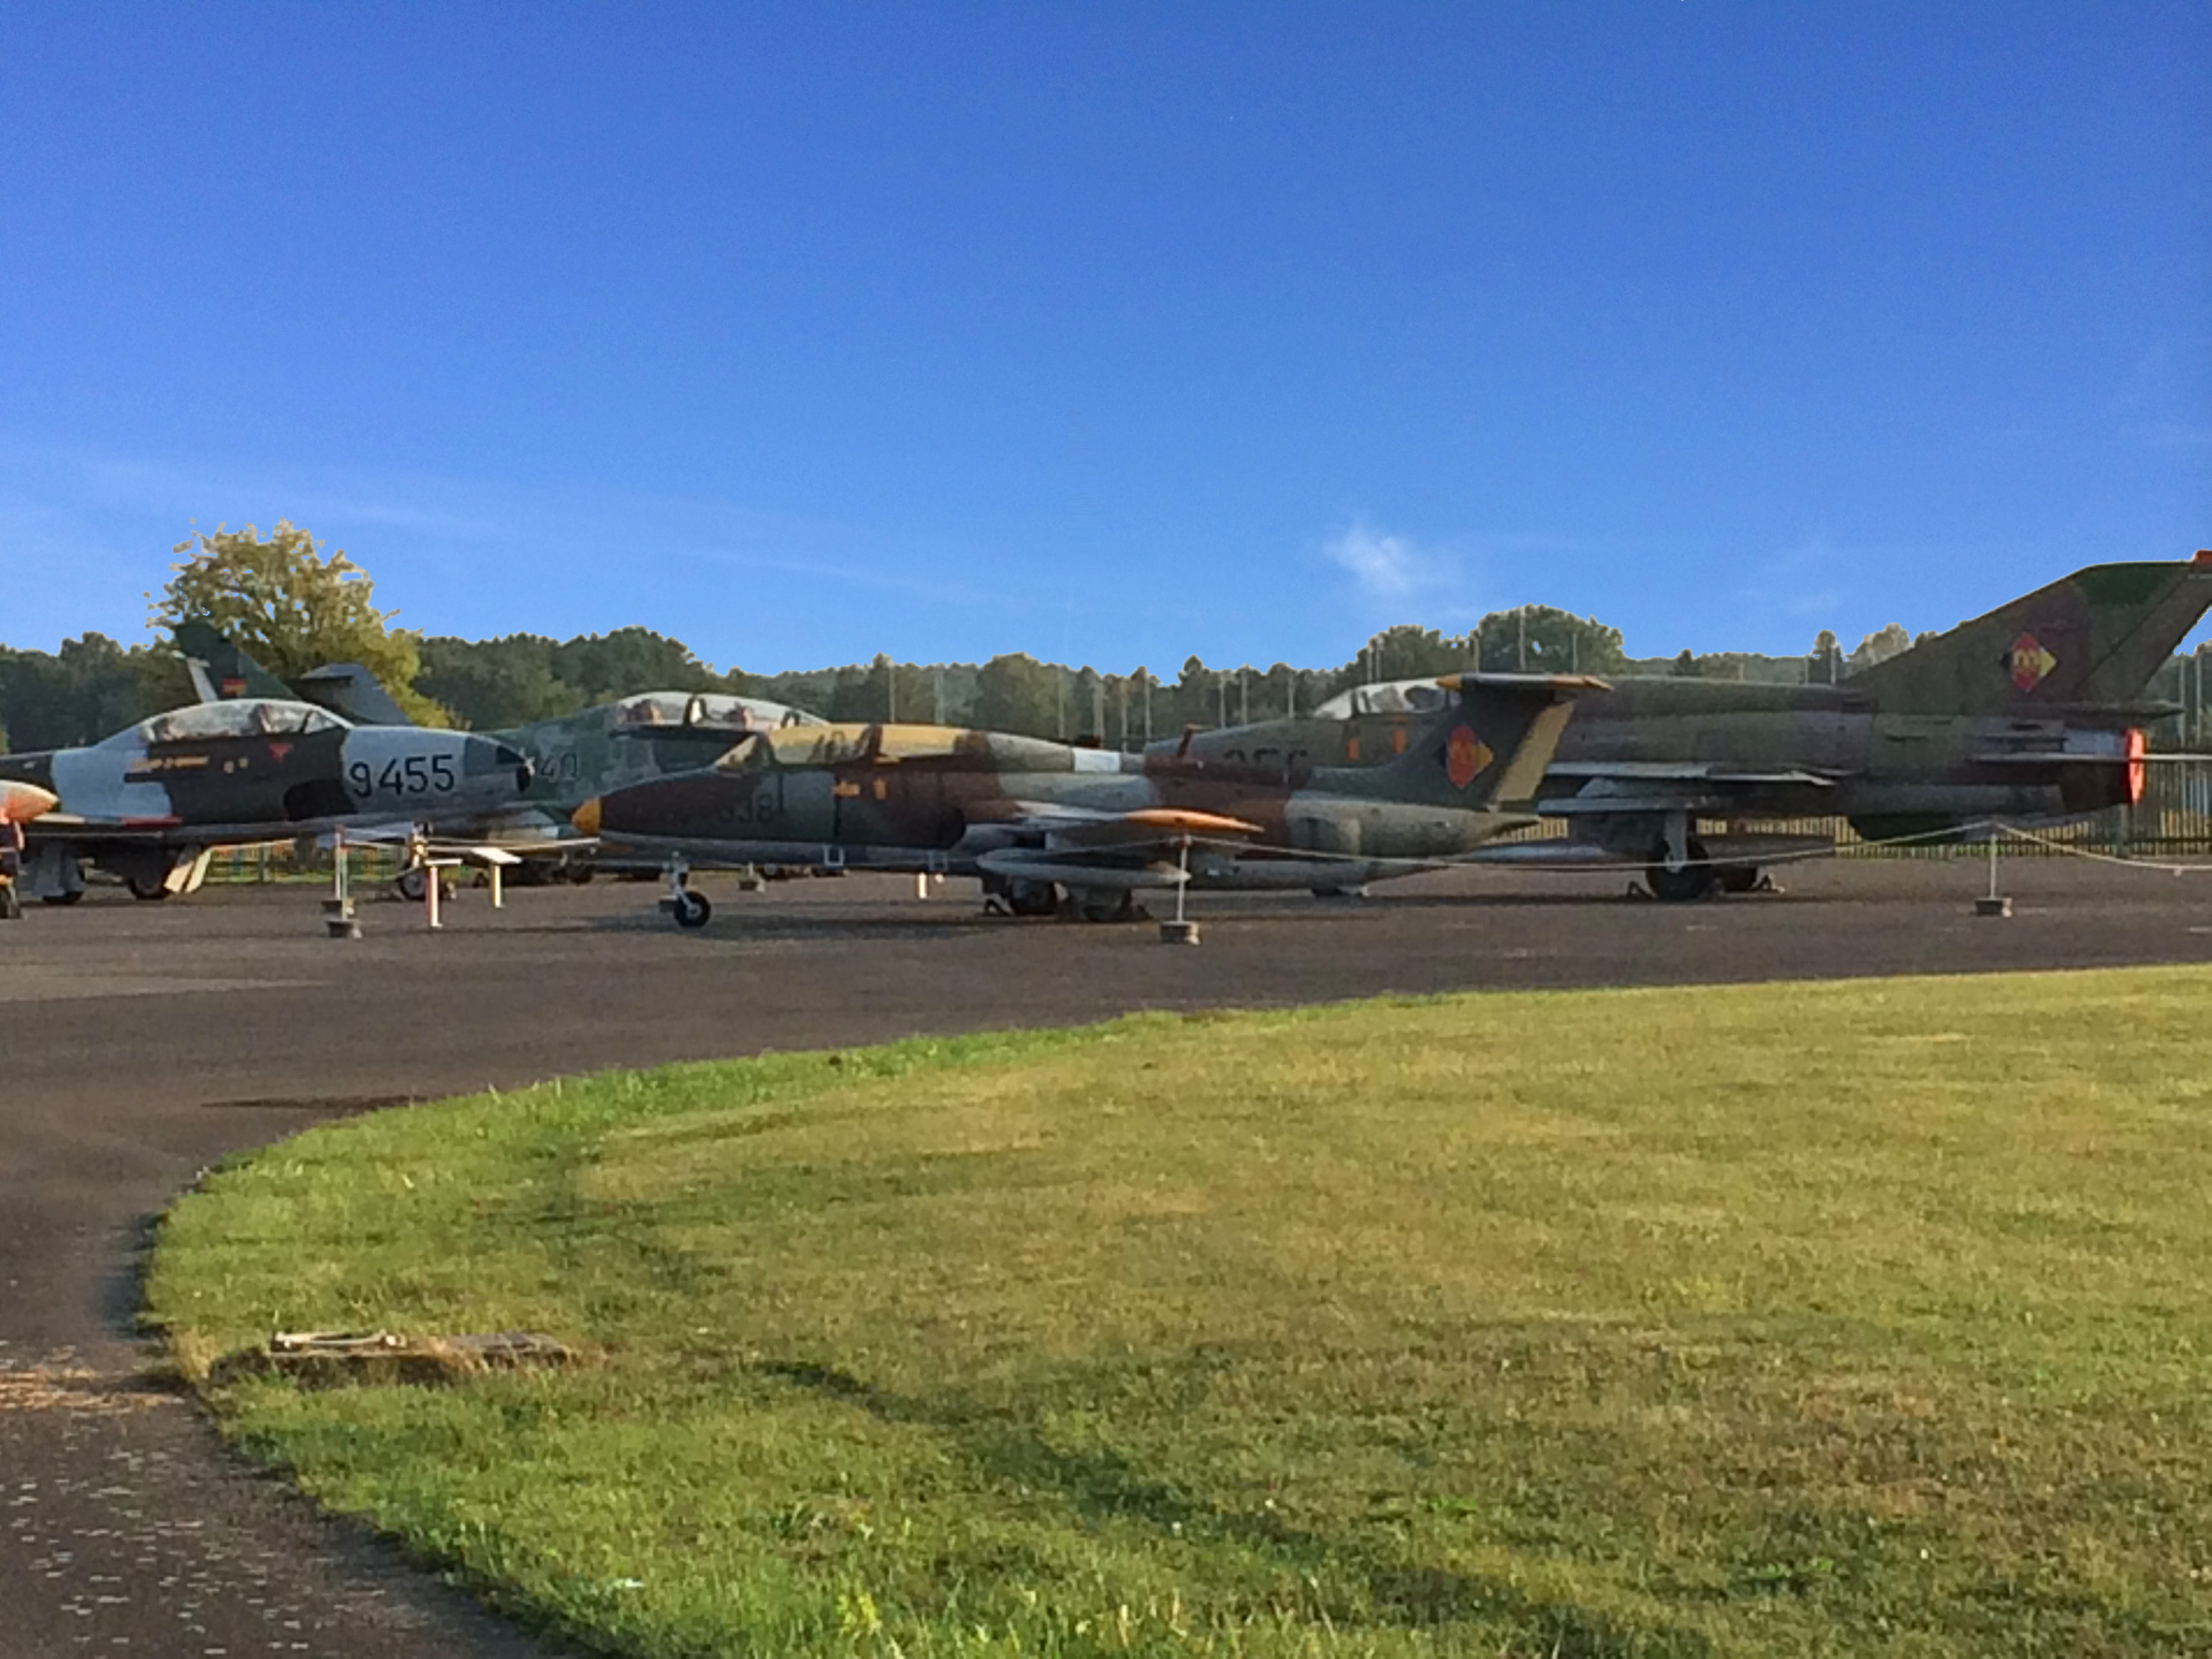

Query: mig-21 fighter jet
[0,699,532,903]
[574,672,1599,926]
[1170,556,2212,899]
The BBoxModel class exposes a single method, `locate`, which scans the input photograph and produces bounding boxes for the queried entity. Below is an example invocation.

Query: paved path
[6,859,2211,1656]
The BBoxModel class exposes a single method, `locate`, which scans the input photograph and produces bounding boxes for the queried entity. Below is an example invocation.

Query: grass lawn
[146,969,2212,1656]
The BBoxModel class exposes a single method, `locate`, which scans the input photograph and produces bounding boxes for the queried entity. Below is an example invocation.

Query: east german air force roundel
[1446,724,1491,790]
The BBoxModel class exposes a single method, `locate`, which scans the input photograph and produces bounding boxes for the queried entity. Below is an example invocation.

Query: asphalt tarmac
[7,855,2212,1657]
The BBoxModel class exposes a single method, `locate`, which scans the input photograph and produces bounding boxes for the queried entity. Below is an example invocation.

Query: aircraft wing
[1535,764,1839,819]
[26,815,289,848]
[1544,762,1841,784]
[972,806,1263,890]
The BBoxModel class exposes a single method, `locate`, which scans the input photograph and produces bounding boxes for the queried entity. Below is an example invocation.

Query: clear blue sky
[3,2,2206,673]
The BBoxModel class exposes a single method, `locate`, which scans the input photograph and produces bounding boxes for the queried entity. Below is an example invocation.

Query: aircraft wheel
[41,888,85,906]
[1072,888,1134,923]
[1006,880,1059,918]
[394,868,427,903]
[567,862,594,884]
[127,877,173,901]
[1718,864,1763,895]
[671,890,712,930]
[1646,839,1717,903]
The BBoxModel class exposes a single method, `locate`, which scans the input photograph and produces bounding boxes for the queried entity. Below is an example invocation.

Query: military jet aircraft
[1168,556,2212,899]
[169,625,823,881]
[0,699,533,903]
[575,673,1597,926]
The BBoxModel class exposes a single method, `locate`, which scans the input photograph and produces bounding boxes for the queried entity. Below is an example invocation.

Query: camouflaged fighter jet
[1166,556,2212,900]
[574,673,1598,927]
[0,699,533,903]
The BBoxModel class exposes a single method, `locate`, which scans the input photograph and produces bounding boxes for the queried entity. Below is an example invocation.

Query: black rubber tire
[1646,840,1717,902]
[1006,881,1059,918]
[1073,890,1134,924]
[1719,865,1763,895]
[128,877,172,901]
[672,890,712,930]
[394,867,428,903]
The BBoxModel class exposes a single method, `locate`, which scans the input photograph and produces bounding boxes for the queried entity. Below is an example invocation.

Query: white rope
[1168,817,2212,880]
[1992,822,2212,876]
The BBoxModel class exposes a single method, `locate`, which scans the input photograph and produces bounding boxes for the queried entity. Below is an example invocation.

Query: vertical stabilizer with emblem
[171,622,298,704]
[1847,556,2212,716]
[1354,673,1605,808]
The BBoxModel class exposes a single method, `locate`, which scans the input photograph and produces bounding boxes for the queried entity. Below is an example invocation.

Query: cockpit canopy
[714,722,979,773]
[613,692,824,735]
[119,699,351,747]
[1309,678,1452,720]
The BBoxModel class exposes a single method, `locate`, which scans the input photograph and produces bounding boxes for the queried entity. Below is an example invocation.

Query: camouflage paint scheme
[1167,558,2212,899]
[0,700,532,903]
[579,675,1595,923]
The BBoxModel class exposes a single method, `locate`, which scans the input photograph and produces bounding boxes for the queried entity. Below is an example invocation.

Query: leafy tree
[825,663,878,723]
[1470,608,1626,676]
[0,635,167,748]
[152,521,447,724]
[547,628,722,708]
[416,634,580,730]
[1809,629,1842,684]
[1849,622,1912,672]
[1670,648,1702,678]
[971,653,1062,737]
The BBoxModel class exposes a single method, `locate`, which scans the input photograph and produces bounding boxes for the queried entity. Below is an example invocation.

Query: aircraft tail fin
[171,622,295,704]
[169,624,414,725]
[1849,556,2212,716]
[294,663,410,726]
[1371,673,1602,808]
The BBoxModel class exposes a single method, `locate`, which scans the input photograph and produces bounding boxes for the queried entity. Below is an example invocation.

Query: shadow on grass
[754,1357,1715,1656]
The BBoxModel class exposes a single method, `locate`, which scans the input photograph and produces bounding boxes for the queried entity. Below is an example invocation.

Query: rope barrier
[1164,818,2212,882]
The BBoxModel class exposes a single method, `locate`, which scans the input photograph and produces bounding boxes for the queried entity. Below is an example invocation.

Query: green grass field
[147,970,2212,1657]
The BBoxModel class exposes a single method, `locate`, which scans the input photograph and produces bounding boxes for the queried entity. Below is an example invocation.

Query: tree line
[0,520,2122,751]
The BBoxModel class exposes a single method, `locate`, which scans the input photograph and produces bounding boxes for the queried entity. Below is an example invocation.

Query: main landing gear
[1642,821,1773,902]
[660,857,712,930]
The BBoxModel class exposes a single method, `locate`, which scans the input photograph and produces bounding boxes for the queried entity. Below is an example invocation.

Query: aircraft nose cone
[571,796,602,838]
[0,780,58,823]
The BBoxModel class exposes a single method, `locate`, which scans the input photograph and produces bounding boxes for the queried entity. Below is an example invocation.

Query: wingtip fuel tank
[0,780,59,824]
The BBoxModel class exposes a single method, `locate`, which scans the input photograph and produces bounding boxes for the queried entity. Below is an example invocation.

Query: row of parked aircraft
[2,556,2207,924]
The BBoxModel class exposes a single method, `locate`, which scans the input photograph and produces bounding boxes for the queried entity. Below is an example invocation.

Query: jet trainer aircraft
[0,699,532,903]
[1169,556,2212,899]
[575,673,1597,926]
[169,624,823,879]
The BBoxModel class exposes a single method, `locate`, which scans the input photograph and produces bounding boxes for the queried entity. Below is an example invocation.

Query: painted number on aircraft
[348,756,458,798]
[722,787,779,826]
